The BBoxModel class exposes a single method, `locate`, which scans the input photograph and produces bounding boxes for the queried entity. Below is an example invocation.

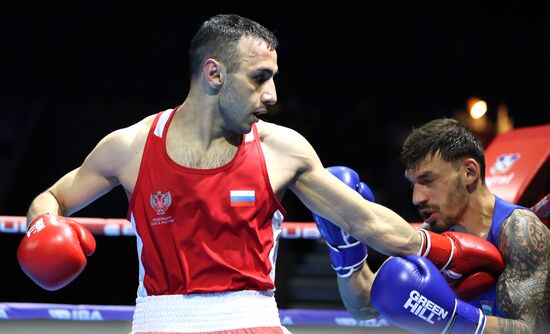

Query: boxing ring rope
[0,216,325,239]
[1,193,547,327]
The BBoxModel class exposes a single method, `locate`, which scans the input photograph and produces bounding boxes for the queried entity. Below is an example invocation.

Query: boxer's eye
[418,177,434,186]
[251,68,275,85]
[254,74,268,84]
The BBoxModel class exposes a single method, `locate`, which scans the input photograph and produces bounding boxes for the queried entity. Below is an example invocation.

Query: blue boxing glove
[312,166,375,277]
[371,255,486,334]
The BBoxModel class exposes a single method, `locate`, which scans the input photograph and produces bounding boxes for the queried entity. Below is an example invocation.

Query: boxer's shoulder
[140,113,158,129]
[100,116,153,153]
[498,208,550,261]
[257,120,313,151]
[87,116,154,176]
[256,120,286,139]
[514,208,541,220]
[500,208,545,236]
[257,121,321,192]
[84,116,155,192]
[257,120,319,170]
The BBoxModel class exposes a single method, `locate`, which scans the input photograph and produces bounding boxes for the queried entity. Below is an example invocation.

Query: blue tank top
[469,196,524,317]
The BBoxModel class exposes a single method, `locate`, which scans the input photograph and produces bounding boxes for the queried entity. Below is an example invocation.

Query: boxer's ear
[203,59,223,90]
[463,158,480,187]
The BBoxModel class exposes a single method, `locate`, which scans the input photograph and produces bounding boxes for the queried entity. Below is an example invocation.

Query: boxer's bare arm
[337,263,380,319]
[28,132,125,221]
[27,116,153,223]
[483,210,550,334]
[259,121,420,256]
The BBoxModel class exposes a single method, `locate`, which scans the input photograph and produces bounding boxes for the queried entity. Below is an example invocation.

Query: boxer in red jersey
[19,14,429,333]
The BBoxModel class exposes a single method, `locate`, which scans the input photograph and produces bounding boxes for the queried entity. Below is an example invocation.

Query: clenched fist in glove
[371,255,486,334]
[17,214,96,291]
[418,229,504,301]
[311,166,375,277]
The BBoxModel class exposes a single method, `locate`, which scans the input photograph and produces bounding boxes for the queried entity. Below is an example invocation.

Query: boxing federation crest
[150,191,172,215]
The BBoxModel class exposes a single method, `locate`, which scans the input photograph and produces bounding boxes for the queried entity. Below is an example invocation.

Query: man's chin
[429,222,450,233]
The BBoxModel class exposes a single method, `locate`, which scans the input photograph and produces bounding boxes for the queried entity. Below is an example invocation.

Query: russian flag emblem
[230,190,255,207]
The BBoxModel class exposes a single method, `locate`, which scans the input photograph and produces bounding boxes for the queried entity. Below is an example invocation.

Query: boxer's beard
[419,177,467,233]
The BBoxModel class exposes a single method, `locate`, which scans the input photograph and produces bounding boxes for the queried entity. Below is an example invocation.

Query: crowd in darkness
[1,3,547,306]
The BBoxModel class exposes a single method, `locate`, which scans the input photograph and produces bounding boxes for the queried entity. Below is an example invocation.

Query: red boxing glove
[418,229,504,301]
[452,270,499,301]
[17,214,96,291]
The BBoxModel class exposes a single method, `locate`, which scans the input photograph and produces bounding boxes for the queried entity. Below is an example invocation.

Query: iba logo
[489,153,520,175]
[150,191,172,215]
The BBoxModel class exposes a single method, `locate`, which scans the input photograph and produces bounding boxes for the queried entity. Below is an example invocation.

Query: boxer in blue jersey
[313,119,549,333]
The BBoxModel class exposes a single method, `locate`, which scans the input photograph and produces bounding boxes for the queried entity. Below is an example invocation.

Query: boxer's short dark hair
[401,118,486,182]
[189,14,278,79]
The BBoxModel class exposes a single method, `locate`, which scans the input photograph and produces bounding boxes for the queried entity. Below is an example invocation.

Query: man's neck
[171,98,240,151]
[454,187,495,239]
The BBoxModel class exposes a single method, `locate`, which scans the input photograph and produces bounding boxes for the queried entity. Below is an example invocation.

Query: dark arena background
[1,2,548,333]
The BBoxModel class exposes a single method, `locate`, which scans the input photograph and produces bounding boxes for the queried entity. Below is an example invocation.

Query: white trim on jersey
[153,108,174,138]
[244,130,255,142]
[268,210,284,285]
[130,212,148,297]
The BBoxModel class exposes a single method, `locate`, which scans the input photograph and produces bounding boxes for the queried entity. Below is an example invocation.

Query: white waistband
[131,290,282,333]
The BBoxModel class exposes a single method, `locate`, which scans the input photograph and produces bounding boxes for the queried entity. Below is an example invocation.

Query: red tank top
[127,108,286,296]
